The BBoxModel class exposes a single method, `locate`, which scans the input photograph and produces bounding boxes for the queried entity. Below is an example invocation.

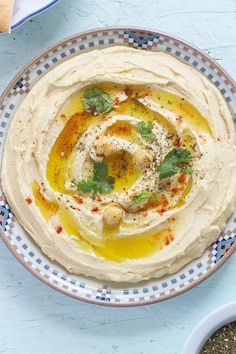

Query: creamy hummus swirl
[2,46,236,282]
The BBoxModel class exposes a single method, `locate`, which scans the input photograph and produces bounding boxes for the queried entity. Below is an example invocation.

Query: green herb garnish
[158,148,193,180]
[77,162,115,199]
[132,191,156,204]
[137,121,156,141]
[83,87,113,115]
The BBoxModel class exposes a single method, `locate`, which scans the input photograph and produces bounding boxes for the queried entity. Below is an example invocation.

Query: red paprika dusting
[25,197,32,205]
[146,195,170,214]
[113,97,120,107]
[55,225,63,234]
[91,207,99,213]
[73,196,83,204]
[162,197,169,208]
[171,186,184,195]
[118,126,131,133]
[96,196,102,202]
[176,115,183,123]
[171,187,178,195]
[178,173,186,184]
[174,138,181,147]
[164,230,175,246]
[159,208,166,215]
[165,238,171,246]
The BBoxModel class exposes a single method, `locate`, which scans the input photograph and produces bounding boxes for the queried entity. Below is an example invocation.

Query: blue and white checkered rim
[0,27,235,306]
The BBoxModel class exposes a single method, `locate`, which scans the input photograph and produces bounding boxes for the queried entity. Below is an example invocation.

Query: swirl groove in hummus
[2,46,236,282]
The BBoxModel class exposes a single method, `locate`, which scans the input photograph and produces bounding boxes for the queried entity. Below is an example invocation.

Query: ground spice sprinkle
[200,322,236,354]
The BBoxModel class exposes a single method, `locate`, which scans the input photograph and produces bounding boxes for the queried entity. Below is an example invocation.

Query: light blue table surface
[0,1,236,353]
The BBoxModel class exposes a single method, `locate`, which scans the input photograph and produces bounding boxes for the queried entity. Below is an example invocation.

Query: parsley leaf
[158,148,193,180]
[93,161,110,181]
[77,162,115,199]
[76,180,97,193]
[83,87,113,115]
[137,121,156,141]
[132,191,156,204]
[98,180,114,193]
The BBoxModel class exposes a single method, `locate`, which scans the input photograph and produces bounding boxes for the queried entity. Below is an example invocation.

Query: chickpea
[134,148,154,169]
[102,204,123,226]
[95,136,114,156]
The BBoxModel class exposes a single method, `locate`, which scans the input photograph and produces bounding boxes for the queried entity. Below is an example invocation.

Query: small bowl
[11,0,61,31]
[182,301,236,354]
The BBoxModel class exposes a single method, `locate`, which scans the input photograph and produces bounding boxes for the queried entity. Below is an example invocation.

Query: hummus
[2,46,236,282]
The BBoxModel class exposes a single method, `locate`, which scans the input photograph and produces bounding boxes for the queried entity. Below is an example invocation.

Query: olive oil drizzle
[31,83,210,261]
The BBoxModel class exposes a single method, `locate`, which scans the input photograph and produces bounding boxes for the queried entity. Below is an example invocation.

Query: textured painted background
[0,1,236,353]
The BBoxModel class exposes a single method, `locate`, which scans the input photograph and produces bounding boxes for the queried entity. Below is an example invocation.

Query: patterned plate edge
[0,225,235,307]
[0,26,236,306]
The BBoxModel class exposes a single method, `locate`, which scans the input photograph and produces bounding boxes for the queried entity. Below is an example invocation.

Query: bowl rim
[11,0,61,31]
[0,26,236,306]
[182,301,236,354]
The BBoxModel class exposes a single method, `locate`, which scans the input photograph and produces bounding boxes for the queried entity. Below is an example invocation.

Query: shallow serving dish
[11,0,61,31]
[0,26,235,306]
[182,301,236,354]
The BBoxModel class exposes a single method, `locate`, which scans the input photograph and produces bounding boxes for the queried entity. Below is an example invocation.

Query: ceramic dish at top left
[0,27,236,306]
[11,0,61,30]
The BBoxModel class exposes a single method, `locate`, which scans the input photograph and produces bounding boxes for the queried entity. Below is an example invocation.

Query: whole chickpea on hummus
[2,46,236,282]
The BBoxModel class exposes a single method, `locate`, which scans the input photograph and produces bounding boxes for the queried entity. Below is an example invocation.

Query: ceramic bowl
[0,27,236,306]
[11,0,61,30]
[182,301,236,354]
